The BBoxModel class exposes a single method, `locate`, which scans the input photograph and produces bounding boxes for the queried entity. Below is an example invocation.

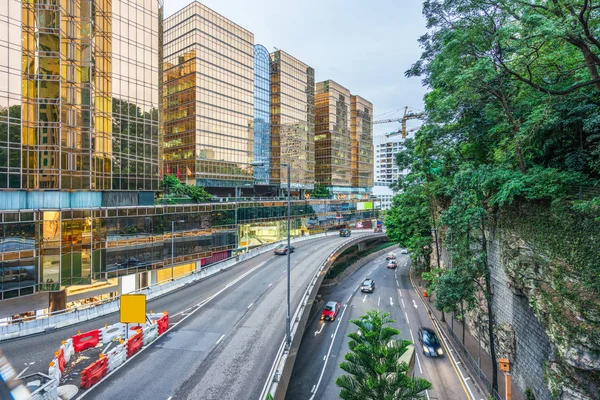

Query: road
[0,233,371,398]
[286,250,483,400]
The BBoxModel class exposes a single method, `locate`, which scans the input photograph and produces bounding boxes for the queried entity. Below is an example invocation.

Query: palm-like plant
[336,310,432,400]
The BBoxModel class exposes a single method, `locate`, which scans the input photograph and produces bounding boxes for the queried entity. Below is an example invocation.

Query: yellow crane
[374,106,425,138]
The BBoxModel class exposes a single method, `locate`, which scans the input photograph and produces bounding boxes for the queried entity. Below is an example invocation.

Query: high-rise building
[0,0,162,309]
[315,80,352,191]
[270,50,315,194]
[0,0,161,206]
[313,81,373,199]
[163,2,254,192]
[351,95,373,190]
[373,134,406,209]
[253,44,271,185]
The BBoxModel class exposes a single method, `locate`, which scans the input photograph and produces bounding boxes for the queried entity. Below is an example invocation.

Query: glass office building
[315,80,352,190]
[0,0,162,311]
[253,44,271,185]
[163,2,255,191]
[351,95,374,190]
[270,50,315,193]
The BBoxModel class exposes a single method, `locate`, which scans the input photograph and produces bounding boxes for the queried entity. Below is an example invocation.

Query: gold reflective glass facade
[315,80,352,187]
[351,95,373,188]
[0,0,160,192]
[163,3,254,187]
[270,50,315,190]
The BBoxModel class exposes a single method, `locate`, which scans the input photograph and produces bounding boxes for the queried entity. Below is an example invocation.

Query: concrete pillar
[357,242,366,252]
[49,290,67,313]
[150,270,158,286]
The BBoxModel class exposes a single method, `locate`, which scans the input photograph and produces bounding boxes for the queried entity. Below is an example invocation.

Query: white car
[401,249,408,254]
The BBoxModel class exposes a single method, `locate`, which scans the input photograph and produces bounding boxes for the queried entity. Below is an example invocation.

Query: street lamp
[251,160,292,349]
[172,219,185,269]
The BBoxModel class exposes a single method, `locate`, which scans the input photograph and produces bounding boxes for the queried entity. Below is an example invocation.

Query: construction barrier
[61,338,74,363]
[142,323,158,346]
[54,348,66,373]
[126,330,143,358]
[99,322,126,344]
[47,361,61,389]
[80,356,108,389]
[147,312,169,335]
[71,329,100,353]
[106,342,127,373]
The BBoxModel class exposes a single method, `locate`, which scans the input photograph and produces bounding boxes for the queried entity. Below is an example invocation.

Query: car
[339,229,351,237]
[361,278,375,293]
[274,244,295,255]
[321,301,341,321]
[418,327,444,357]
[386,253,396,260]
[386,260,397,269]
[400,249,408,255]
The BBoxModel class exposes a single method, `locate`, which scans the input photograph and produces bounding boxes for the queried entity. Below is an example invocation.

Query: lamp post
[252,161,292,349]
[172,220,185,270]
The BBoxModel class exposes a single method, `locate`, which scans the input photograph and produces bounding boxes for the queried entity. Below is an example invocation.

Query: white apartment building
[372,134,406,209]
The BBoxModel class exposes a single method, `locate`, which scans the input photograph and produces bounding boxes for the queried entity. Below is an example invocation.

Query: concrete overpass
[0,231,385,400]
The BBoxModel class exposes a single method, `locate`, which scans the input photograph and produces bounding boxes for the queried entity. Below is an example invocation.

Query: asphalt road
[72,232,371,399]
[286,250,483,400]
[0,233,369,394]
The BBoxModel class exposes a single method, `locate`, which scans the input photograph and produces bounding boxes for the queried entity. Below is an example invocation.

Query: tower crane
[374,106,424,138]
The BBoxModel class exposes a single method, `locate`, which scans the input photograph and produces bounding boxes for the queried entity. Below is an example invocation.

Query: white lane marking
[389,297,393,306]
[311,384,316,393]
[216,334,225,345]
[78,258,270,399]
[464,377,471,381]
[377,297,380,307]
[396,279,399,287]
[409,331,424,374]
[16,367,29,379]
[309,304,348,400]
[347,293,353,302]
[323,355,326,361]
[432,319,477,400]
[362,294,367,303]
[426,390,431,400]
[314,324,325,336]
[405,312,409,324]
[401,299,405,308]
[398,289,402,297]
[167,397,172,400]
[268,283,273,288]
[413,299,418,309]
[247,302,254,309]
[331,334,334,338]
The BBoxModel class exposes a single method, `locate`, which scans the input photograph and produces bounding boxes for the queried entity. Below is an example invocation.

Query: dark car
[339,229,351,237]
[418,327,444,357]
[274,244,295,255]
[361,278,375,293]
[321,301,341,321]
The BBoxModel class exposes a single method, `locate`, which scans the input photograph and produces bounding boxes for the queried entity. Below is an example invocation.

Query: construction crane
[385,126,419,138]
[374,106,425,139]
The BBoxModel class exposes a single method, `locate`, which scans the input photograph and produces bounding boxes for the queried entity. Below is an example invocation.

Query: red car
[387,260,397,269]
[321,301,341,321]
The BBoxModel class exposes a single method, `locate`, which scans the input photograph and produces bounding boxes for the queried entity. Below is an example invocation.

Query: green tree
[310,183,331,199]
[336,310,431,400]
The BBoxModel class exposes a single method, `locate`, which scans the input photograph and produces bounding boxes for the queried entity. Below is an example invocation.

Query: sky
[163,0,429,138]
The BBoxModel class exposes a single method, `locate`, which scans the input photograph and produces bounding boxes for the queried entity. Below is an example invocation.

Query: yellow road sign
[120,294,147,324]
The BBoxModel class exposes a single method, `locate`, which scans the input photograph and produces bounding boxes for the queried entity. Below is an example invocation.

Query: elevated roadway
[0,232,379,399]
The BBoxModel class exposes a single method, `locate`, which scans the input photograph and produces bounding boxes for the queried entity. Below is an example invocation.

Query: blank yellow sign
[120,294,147,323]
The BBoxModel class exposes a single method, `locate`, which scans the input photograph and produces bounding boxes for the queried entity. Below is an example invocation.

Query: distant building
[270,50,316,196]
[373,134,407,209]
[253,45,271,185]
[314,80,373,199]
[163,2,255,193]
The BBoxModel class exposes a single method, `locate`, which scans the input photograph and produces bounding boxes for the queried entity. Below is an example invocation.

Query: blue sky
[164,0,428,137]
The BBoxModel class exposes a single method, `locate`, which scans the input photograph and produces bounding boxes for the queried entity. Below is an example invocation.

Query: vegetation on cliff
[385,1,600,397]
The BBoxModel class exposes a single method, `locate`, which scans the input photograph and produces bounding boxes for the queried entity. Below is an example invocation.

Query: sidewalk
[413,277,525,400]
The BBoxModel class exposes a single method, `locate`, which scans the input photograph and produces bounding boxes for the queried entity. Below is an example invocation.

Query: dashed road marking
[216,334,225,345]
[247,302,254,309]
[405,312,409,324]
[401,299,405,308]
